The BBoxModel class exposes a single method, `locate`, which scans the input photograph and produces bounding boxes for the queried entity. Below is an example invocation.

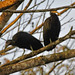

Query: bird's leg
[49,38,53,48]
[30,45,34,51]
[22,48,25,55]
[49,38,52,43]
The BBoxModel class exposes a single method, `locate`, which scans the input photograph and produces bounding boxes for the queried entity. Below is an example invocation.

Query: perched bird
[5,31,43,50]
[43,11,61,51]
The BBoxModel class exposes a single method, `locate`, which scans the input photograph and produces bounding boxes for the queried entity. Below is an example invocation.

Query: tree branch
[0,0,24,11]
[0,0,32,36]
[0,49,75,75]
[0,0,24,34]
[1,6,75,13]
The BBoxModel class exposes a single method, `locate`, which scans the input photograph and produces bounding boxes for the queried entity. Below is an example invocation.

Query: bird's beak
[5,44,8,49]
[5,42,10,49]
[51,11,57,13]
[50,11,60,15]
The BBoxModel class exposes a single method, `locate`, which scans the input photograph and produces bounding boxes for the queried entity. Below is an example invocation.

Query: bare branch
[70,37,75,39]
[0,0,24,33]
[0,0,24,11]
[0,49,75,75]
[1,6,75,13]
[0,0,32,36]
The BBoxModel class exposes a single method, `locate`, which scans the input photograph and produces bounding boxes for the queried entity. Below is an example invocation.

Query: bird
[43,11,61,51]
[5,31,43,50]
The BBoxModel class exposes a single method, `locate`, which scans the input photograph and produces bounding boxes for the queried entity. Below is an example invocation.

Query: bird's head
[5,40,14,49]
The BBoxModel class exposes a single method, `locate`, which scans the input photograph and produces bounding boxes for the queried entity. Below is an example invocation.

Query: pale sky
[0,0,75,75]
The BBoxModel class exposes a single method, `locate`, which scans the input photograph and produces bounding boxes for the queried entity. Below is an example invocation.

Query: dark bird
[43,11,61,51]
[5,31,43,50]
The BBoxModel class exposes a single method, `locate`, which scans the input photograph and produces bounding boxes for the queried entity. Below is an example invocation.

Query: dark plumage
[43,12,61,51]
[5,31,43,50]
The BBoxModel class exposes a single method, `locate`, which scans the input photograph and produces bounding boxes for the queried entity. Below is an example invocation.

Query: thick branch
[0,0,24,11]
[0,0,32,35]
[0,49,75,75]
[0,0,24,33]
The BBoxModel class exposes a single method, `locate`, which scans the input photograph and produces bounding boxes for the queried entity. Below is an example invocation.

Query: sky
[0,0,75,75]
